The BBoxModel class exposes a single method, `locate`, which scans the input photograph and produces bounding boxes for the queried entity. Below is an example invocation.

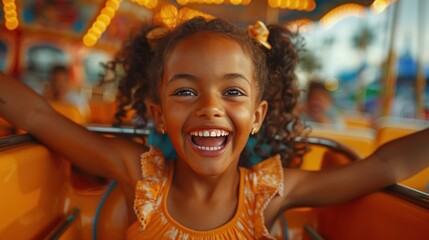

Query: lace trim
[132,148,284,239]
[133,147,168,230]
[251,155,284,239]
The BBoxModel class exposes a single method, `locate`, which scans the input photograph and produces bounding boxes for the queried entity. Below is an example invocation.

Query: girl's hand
[0,72,144,187]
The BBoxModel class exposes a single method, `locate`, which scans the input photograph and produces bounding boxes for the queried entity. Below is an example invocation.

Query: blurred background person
[43,65,90,118]
[303,80,344,127]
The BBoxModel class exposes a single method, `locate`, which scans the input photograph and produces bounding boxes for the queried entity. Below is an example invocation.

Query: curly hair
[108,17,308,168]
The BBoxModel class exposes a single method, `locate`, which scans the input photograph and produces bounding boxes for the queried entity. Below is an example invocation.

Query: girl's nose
[195,94,224,119]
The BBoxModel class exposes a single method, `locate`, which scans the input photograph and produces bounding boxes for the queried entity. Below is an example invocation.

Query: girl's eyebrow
[224,73,251,87]
[166,73,250,86]
[167,74,197,84]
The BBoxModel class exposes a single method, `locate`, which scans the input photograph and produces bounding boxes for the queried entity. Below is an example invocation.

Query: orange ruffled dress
[127,147,284,240]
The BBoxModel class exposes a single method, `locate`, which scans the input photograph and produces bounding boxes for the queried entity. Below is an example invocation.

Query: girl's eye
[224,88,245,96]
[172,88,196,96]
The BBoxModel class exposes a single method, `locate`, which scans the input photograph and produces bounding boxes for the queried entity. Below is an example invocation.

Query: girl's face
[151,32,267,176]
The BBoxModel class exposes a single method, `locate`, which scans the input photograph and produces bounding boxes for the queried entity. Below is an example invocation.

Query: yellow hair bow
[247,21,272,49]
[146,5,214,47]
[147,7,271,51]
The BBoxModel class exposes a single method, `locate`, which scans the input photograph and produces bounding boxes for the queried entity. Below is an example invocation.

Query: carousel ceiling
[0,0,384,47]
[167,0,375,26]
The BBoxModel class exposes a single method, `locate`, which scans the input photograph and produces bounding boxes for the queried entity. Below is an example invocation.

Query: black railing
[0,133,35,150]
[1,126,428,212]
[298,136,361,161]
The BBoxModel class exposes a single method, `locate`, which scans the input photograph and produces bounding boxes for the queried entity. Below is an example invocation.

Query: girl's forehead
[164,33,255,81]
[173,32,244,52]
[168,33,253,66]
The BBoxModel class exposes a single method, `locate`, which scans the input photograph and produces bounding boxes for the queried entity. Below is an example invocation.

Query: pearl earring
[251,128,256,135]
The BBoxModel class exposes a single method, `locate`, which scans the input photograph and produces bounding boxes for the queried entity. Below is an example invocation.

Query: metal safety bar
[304,224,325,240]
[1,126,428,210]
[44,208,80,240]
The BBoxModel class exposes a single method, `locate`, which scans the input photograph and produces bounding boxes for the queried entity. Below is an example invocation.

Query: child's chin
[191,162,231,177]
[193,157,235,176]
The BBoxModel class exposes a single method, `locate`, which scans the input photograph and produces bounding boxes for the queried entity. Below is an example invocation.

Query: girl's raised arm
[0,72,144,185]
[279,128,429,209]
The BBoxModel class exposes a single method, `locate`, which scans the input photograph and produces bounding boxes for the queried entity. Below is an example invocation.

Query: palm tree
[297,48,322,76]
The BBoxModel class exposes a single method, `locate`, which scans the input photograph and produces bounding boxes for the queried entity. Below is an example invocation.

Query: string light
[177,0,251,6]
[268,0,315,11]
[325,78,339,91]
[129,0,158,9]
[153,4,213,28]
[82,0,159,47]
[156,4,179,28]
[3,0,19,30]
[82,0,124,47]
[371,0,395,14]
[320,3,366,29]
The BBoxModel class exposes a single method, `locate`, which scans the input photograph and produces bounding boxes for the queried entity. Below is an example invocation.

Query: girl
[1,17,428,239]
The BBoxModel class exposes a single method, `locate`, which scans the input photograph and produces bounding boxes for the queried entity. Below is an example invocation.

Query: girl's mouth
[189,129,230,151]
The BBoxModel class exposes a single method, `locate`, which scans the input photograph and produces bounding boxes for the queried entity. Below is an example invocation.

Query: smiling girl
[1,17,428,239]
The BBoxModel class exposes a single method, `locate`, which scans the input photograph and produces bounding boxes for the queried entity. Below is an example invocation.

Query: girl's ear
[252,100,268,134]
[148,102,165,133]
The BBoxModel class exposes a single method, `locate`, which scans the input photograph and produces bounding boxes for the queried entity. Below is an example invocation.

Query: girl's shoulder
[241,155,285,238]
[244,154,284,195]
[139,147,169,180]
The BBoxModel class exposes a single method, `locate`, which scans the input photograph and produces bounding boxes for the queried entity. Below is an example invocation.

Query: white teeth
[190,129,230,137]
[196,145,222,151]
[189,129,230,151]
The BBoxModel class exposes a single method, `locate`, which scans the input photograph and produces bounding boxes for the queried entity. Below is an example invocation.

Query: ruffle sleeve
[133,147,169,230]
[250,155,284,239]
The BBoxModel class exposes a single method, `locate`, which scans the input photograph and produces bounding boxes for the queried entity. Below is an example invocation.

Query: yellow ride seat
[342,112,373,129]
[312,191,429,240]
[0,138,128,239]
[0,143,69,239]
[88,100,117,124]
[88,100,137,125]
[306,143,429,240]
[301,123,375,171]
